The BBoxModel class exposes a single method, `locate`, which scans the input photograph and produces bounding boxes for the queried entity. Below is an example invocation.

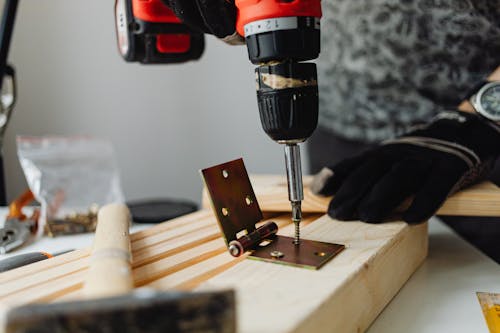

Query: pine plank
[0,271,85,307]
[146,214,319,291]
[196,215,428,333]
[0,212,307,306]
[130,210,213,241]
[202,175,500,217]
[146,252,245,290]
[0,199,428,333]
[0,212,211,285]
[0,211,216,293]
[132,214,315,287]
[0,257,89,299]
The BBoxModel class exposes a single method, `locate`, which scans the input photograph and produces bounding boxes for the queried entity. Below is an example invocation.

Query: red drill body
[115,0,204,63]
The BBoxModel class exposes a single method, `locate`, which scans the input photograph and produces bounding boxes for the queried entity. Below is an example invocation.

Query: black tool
[115,0,204,64]
[0,252,52,272]
[127,199,197,223]
[0,249,73,272]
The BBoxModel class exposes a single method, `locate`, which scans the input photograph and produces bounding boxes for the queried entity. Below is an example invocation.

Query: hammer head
[3,289,235,333]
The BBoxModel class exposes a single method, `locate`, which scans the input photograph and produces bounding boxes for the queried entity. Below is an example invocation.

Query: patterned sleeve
[318,0,500,143]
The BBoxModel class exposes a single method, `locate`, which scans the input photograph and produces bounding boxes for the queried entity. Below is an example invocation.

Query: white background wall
[2,0,309,204]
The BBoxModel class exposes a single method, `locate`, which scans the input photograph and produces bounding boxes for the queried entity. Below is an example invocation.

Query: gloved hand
[161,0,242,44]
[311,110,500,224]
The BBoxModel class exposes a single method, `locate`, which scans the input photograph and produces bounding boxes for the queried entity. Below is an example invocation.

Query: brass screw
[46,204,100,236]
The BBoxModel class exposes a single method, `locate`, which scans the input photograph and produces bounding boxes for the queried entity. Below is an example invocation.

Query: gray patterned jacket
[318,0,500,142]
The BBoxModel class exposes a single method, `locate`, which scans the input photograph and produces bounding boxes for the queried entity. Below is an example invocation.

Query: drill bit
[284,143,304,245]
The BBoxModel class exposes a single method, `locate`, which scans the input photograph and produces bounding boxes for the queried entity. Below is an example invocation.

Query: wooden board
[0,208,427,333]
[197,216,427,333]
[202,175,500,217]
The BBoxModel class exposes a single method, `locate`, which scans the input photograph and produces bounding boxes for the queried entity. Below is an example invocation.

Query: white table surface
[368,217,499,333]
[1,210,498,332]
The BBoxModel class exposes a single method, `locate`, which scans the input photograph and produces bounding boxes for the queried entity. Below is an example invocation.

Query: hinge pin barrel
[228,221,278,257]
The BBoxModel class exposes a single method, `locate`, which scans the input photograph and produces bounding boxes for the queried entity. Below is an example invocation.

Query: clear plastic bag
[17,136,124,236]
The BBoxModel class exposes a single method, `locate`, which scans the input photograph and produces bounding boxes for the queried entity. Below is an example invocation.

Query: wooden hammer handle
[83,203,133,298]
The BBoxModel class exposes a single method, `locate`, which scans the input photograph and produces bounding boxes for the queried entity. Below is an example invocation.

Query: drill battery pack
[115,0,204,64]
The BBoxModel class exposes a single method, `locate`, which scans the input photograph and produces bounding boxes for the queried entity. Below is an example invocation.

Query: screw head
[270,250,284,259]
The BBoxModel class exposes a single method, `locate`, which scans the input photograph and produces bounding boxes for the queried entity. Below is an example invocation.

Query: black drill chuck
[256,61,318,142]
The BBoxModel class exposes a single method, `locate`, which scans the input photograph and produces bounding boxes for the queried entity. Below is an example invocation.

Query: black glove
[311,110,500,224]
[162,0,242,43]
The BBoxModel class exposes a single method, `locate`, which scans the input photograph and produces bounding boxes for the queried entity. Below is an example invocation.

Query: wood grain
[0,203,428,333]
[0,212,304,306]
[202,175,500,217]
[197,216,428,333]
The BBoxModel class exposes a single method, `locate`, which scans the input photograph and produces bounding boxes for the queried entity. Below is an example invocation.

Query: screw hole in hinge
[245,195,253,206]
[222,169,229,178]
[270,250,284,259]
[221,207,229,216]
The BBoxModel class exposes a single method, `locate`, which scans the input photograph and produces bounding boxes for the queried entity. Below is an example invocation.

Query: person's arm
[313,69,500,224]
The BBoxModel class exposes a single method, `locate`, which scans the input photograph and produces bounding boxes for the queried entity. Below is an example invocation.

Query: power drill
[114,0,204,64]
[115,0,321,245]
[236,0,321,244]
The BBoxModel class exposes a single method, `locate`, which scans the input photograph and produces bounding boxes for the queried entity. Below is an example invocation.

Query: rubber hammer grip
[83,203,133,298]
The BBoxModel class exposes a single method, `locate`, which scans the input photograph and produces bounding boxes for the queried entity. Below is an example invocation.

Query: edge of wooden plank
[131,210,213,241]
[293,222,428,333]
[0,210,215,282]
[202,175,500,217]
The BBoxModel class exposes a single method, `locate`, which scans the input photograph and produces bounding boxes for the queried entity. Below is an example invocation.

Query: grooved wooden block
[197,215,428,333]
[0,174,433,332]
[0,212,427,333]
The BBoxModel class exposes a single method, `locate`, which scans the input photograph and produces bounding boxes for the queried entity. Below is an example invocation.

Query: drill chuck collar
[244,16,320,65]
[238,12,320,142]
[255,61,318,142]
